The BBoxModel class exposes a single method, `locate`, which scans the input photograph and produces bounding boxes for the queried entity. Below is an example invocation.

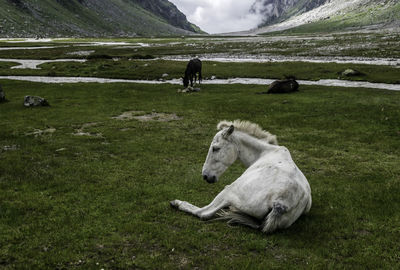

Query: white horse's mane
[217,120,278,145]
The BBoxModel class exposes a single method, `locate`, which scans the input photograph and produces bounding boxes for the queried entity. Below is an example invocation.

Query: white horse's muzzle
[202,173,217,183]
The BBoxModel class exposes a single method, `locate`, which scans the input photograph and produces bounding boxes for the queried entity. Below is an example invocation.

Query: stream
[0,76,399,91]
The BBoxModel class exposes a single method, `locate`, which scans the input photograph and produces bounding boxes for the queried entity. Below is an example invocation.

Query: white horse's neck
[233,131,277,167]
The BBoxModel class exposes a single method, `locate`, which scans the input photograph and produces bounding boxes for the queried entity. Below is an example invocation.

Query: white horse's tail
[213,208,261,229]
[261,202,289,233]
[212,201,300,233]
[213,203,290,233]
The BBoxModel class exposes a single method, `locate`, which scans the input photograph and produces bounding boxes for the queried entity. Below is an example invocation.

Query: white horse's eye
[212,146,220,152]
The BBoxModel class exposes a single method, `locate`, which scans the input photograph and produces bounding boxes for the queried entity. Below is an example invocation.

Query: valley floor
[0,33,399,269]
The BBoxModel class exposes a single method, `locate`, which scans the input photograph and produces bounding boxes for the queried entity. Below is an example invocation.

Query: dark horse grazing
[258,76,299,94]
[183,58,202,88]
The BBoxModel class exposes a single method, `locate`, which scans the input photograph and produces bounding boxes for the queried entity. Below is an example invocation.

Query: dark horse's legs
[192,72,201,87]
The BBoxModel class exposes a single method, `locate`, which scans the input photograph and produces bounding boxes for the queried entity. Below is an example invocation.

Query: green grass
[0,79,399,269]
[2,34,400,60]
[0,35,400,269]
[1,58,400,84]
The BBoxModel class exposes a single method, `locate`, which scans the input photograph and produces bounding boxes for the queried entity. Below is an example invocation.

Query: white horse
[170,120,312,233]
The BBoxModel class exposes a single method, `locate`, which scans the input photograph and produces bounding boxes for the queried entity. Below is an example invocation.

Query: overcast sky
[169,0,263,34]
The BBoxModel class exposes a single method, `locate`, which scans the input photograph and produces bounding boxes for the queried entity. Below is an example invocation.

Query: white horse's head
[202,125,238,183]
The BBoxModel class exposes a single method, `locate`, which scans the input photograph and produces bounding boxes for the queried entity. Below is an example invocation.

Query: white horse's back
[224,146,311,223]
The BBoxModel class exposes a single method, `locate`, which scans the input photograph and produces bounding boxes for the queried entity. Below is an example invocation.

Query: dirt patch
[73,122,103,137]
[112,111,182,122]
[111,111,145,120]
[25,127,56,137]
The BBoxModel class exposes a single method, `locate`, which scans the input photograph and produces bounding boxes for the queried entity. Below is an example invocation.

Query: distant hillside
[251,0,400,34]
[0,0,204,37]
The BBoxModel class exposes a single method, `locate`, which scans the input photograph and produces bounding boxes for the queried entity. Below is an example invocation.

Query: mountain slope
[0,0,204,37]
[251,0,400,34]
[251,0,329,26]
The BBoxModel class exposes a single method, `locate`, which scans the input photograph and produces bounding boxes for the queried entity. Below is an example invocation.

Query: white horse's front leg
[170,191,230,220]
[170,200,200,214]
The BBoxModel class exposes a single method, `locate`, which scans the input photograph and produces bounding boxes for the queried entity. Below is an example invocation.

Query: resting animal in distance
[183,58,202,88]
[170,120,311,233]
[263,76,299,94]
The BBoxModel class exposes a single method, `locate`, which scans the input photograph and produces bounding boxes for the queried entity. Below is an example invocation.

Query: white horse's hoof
[170,200,181,208]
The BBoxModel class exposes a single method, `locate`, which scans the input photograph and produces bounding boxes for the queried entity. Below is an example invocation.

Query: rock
[342,69,363,76]
[0,84,6,102]
[2,145,18,151]
[179,86,200,93]
[23,96,50,107]
[162,73,169,77]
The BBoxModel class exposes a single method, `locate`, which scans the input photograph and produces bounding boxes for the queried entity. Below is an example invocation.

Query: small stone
[341,69,363,76]
[2,145,18,151]
[23,96,50,107]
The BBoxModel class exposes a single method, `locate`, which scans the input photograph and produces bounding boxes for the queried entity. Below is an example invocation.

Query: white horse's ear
[223,125,234,138]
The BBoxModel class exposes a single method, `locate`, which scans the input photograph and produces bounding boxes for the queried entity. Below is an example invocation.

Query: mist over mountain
[0,0,204,37]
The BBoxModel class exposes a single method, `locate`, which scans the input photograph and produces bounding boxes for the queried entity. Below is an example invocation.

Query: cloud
[169,0,263,34]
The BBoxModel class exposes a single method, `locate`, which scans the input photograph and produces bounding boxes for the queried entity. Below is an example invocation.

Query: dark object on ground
[341,69,364,77]
[183,58,202,88]
[131,54,155,59]
[23,96,50,107]
[258,77,299,94]
[0,84,6,102]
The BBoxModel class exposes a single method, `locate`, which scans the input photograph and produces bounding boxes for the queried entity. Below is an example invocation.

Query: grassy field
[0,35,400,269]
[1,58,400,84]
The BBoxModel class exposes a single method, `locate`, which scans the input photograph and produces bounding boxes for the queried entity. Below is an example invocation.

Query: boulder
[341,69,364,76]
[23,96,50,107]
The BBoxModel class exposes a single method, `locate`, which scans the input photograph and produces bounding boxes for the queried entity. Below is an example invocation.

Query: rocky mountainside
[251,0,329,26]
[251,0,400,33]
[0,0,203,37]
